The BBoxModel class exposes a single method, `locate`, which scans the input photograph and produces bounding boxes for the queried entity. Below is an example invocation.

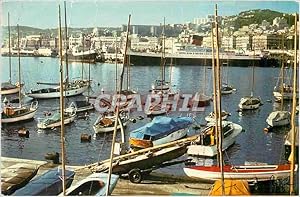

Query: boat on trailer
[63,173,119,196]
[183,164,297,182]
[129,116,193,149]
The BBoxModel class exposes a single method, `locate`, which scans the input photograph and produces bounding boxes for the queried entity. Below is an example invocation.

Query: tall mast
[8,12,11,83]
[64,1,69,85]
[115,35,118,92]
[81,34,84,80]
[123,15,131,91]
[215,4,225,195]
[58,5,66,195]
[163,17,166,81]
[17,24,21,107]
[289,13,297,195]
[251,45,255,97]
[106,14,131,196]
[211,23,219,165]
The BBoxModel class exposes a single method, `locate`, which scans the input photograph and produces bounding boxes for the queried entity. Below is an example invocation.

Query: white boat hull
[1,87,20,95]
[183,165,297,182]
[153,128,188,146]
[37,115,76,129]
[1,108,37,123]
[273,91,297,101]
[187,123,242,157]
[266,111,290,127]
[93,121,127,134]
[27,86,88,99]
[238,97,261,110]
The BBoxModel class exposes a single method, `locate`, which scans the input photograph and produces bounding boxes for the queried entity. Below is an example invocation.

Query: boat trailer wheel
[128,168,143,183]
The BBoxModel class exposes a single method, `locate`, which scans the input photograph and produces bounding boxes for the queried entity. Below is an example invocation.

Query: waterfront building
[221,36,236,50]
[235,36,252,51]
[252,34,281,50]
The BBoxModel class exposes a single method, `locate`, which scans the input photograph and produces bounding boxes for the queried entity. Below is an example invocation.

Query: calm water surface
[1,56,295,175]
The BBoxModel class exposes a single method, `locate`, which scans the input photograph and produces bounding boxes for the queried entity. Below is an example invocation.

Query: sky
[1,0,299,28]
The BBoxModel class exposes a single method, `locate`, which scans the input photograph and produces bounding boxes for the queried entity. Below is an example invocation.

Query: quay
[1,157,211,195]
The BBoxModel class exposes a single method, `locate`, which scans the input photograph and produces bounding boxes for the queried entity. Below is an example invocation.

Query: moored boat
[266,111,290,128]
[187,121,242,157]
[37,108,76,129]
[93,112,128,134]
[129,116,193,149]
[238,96,261,110]
[27,80,89,99]
[183,164,297,182]
[205,110,231,122]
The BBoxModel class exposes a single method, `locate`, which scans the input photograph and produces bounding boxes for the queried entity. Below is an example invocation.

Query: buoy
[81,133,91,142]
[130,118,136,123]
[264,127,269,132]
[18,128,29,138]
[45,152,59,164]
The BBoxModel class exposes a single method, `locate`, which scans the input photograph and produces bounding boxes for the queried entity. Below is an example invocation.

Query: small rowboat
[183,164,297,182]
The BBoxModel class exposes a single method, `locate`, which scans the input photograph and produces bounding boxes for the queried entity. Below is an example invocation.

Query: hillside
[224,9,296,29]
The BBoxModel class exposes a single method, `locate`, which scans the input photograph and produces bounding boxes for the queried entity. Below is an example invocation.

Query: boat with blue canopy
[129,116,193,149]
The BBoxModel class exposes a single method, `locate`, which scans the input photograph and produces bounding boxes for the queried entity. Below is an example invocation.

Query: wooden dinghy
[1,163,39,195]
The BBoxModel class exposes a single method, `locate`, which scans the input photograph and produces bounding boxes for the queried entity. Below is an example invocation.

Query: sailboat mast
[211,23,219,166]
[106,14,131,196]
[82,34,84,80]
[64,1,69,85]
[17,24,21,107]
[251,46,255,96]
[58,5,66,195]
[289,13,297,195]
[123,15,131,91]
[115,35,118,91]
[215,4,225,195]
[8,12,11,83]
[163,17,166,82]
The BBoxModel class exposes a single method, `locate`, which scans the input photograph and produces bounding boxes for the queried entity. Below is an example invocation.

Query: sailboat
[266,50,291,128]
[221,62,235,95]
[151,18,171,95]
[1,13,22,95]
[26,8,89,99]
[190,58,211,108]
[1,24,39,124]
[238,50,262,110]
[205,110,231,122]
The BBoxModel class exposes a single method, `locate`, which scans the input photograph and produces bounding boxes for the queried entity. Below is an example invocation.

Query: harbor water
[1,56,294,176]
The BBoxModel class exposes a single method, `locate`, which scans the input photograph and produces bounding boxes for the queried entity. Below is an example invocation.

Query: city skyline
[1,0,299,29]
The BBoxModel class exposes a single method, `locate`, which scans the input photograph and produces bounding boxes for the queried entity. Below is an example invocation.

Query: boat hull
[27,85,88,99]
[93,120,127,134]
[187,123,242,157]
[37,115,76,129]
[183,164,297,182]
[129,128,188,149]
[266,111,290,127]
[238,97,261,110]
[1,108,37,123]
[112,145,187,175]
[1,86,20,95]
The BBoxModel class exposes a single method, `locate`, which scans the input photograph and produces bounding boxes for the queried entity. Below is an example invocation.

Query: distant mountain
[1,26,121,40]
[224,9,296,29]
